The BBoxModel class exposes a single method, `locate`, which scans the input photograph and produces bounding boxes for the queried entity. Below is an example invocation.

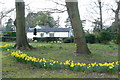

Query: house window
[40,33,44,37]
[49,33,54,37]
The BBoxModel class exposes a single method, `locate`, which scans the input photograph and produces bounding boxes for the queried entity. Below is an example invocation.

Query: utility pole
[98,0,103,30]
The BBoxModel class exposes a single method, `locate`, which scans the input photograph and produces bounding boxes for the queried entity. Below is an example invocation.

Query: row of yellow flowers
[11,50,120,73]
[1,44,119,72]
[0,44,11,48]
[0,44,13,51]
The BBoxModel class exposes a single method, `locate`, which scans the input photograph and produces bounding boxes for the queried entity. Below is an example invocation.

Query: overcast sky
[0,0,116,30]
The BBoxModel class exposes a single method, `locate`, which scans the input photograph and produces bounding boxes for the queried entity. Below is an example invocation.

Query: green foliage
[11,50,119,73]
[26,12,57,28]
[26,12,37,28]
[63,36,74,43]
[105,27,118,44]
[3,31,16,37]
[2,37,16,42]
[2,42,118,78]
[111,33,119,44]
[96,30,112,44]
[35,12,56,28]
[33,37,60,42]
[5,18,14,31]
[2,31,16,42]
[85,34,96,44]
[0,44,13,51]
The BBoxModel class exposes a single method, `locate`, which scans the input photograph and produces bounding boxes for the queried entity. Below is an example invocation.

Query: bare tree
[65,0,91,55]
[33,0,67,13]
[98,0,103,30]
[0,8,15,27]
[111,0,120,31]
[111,0,120,45]
[84,0,112,31]
[0,1,31,28]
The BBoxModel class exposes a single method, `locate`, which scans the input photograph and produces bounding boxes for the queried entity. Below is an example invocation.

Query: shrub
[85,34,95,44]
[63,36,74,43]
[2,37,16,42]
[33,37,60,42]
[3,31,16,37]
[97,30,112,44]
[110,33,119,44]
[2,31,16,42]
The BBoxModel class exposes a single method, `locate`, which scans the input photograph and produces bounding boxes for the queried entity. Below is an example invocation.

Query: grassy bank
[2,42,118,78]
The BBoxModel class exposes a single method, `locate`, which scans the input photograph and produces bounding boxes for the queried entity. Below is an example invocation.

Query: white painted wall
[54,32,69,37]
[27,32,34,39]
[27,32,71,39]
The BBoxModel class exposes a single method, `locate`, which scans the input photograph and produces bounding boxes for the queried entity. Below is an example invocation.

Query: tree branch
[37,8,67,13]
[51,0,66,7]
[0,8,15,19]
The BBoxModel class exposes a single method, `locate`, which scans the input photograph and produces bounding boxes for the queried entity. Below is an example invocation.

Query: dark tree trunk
[116,1,120,45]
[98,1,103,30]
[0,19,1,27]
[15,0,33,50]
[65,0,91,55]
[117,1,120,61]
[112,1,120,31]
[112,1,120,45]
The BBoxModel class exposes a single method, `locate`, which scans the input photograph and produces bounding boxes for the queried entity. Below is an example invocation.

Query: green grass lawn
[1,42,119,78]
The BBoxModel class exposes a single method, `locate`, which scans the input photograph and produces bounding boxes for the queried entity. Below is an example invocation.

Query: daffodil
[6,49,10,51]
[65,60,70,65]
[60,62,62,65]
[70,62,74,67]
[109,66,113,69]
[10,50,120,72]
[50,63,53,66]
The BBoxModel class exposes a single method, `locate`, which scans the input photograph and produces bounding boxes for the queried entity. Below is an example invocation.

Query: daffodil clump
[0,44,13,51]
[11,51,120,73]
[49,41,62,43]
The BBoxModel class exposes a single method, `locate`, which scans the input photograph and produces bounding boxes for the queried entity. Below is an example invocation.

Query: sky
[0,0,116,30]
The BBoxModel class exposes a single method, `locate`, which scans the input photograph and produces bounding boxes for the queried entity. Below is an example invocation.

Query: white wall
[54,32,69,37]
[27,32,34,39]
[27,32,70,39]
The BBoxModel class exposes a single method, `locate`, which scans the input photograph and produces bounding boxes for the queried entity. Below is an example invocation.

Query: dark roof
[27,28,71,32]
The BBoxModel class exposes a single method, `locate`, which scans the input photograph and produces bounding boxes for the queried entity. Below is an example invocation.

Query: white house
[35,25,45,29]
[27,28,73,39]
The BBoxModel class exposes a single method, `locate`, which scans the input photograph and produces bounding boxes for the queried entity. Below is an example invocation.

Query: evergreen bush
[85,34,96,44]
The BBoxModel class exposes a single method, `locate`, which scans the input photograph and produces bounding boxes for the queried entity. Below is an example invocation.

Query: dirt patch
[104,51,118,55]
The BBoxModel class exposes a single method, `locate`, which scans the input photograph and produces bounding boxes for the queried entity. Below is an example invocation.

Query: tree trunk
[65,1,91,55]
[98,1,103,30]
[0,19,1,27]
[116,1,120,45]
[15,0,33,50]
[112,1,120,44]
